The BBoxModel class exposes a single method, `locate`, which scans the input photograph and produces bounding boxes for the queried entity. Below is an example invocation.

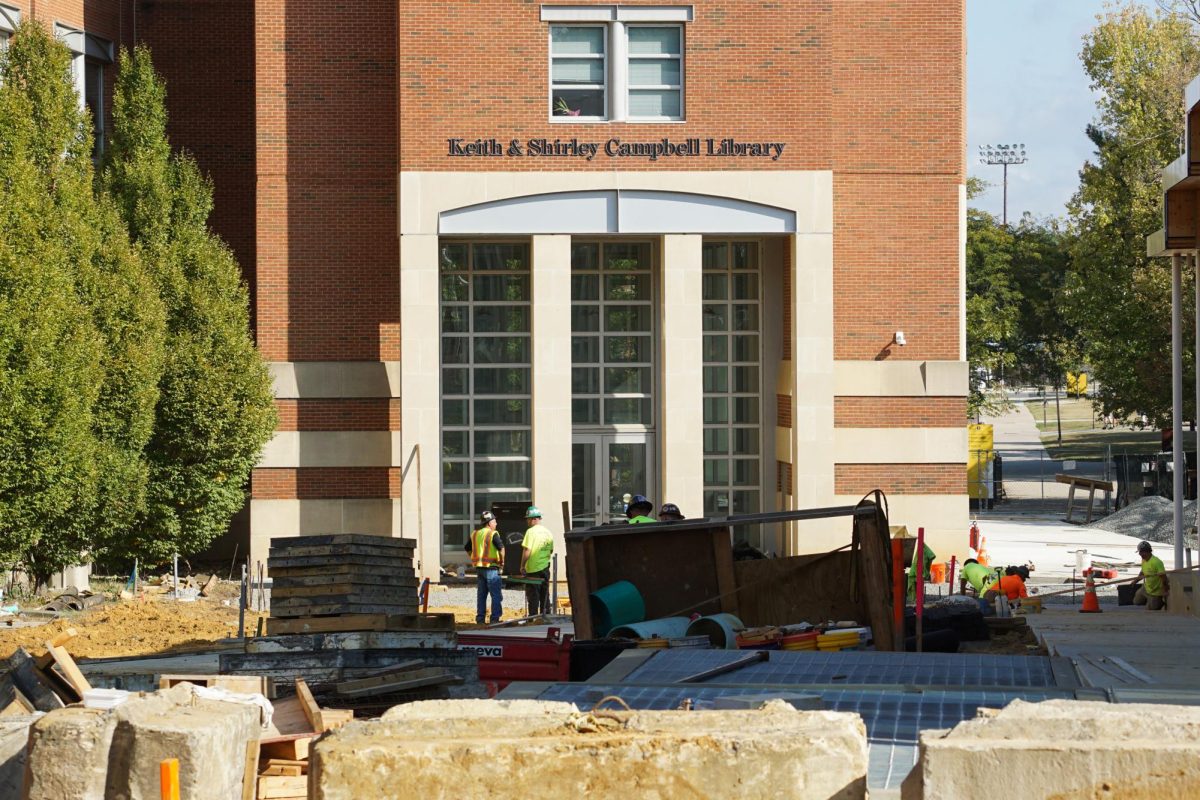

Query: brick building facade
[7,1,968,576]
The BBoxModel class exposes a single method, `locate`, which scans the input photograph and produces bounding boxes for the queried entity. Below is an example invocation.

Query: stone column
[531,235,573,553]
[792,231,836,552]
[660,234,704,519]
[399,233,443,579]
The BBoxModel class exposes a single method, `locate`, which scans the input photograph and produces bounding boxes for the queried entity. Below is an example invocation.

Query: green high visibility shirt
[628,515,656,524]
[962,561,997,594]
[521,524,554,574]
[1141,555,1167,597]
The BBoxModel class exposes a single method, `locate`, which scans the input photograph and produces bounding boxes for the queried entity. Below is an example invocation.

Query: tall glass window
[571,242,655,428]
[702,241,762,519]
[440,242,532,548]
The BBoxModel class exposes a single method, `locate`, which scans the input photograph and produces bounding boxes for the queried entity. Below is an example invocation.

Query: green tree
[965,179,1020,416]
[1066,3,1200,424]
[0,23,166,586]
[103,47,277,563]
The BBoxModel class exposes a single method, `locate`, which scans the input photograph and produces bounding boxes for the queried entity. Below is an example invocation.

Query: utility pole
[979,144,1028,226]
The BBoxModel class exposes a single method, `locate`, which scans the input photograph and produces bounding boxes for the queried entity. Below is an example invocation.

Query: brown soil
[434,605,527,631]
[0,597,266,660]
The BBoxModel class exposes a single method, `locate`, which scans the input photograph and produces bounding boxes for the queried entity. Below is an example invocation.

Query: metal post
[1002,162,1008,227]
[238,564,247,639]
[552,554,558,613]
[915,527,925,653]
[172,553,178,600]
[1194,252,1200,540]
[1173,254,1186,568]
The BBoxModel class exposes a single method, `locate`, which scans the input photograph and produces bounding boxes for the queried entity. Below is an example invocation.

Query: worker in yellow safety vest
[468,510,504,624]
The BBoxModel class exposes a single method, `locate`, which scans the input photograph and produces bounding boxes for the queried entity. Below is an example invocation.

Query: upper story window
[0,4,19,53]
[55,24,113,161]
[544,5,691,123]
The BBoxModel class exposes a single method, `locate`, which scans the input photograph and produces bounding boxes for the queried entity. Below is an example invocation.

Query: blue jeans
[476,567,503,623]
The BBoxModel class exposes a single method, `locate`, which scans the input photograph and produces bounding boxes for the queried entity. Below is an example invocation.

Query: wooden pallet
[264,612,454,636]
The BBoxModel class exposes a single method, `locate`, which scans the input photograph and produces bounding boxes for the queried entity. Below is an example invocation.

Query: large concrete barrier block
[1,716,38,799]
[312,698,868,799]
[24,707,116,800]
[106,684,260,800]
[906,699,1200,800]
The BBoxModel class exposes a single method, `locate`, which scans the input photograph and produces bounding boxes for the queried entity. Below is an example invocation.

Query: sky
[967,0,1121,222]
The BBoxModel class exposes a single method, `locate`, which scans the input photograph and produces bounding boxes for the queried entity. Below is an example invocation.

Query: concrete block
[1,715,37,799]
[312,698,868,799]
[106,684,260,800]
[905,699,1200,800]
[24,707,116,800]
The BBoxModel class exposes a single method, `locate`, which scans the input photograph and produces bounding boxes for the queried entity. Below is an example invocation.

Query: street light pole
[979,143,1028,226]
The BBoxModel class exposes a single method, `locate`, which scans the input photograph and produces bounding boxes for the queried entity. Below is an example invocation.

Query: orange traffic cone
[1079,574,1102,613]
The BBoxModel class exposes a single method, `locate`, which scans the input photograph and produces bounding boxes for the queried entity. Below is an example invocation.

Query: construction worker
[468,510,504,624]
[906,542,937,602]
[520,506,554,616]
[658,502,684,521]
[982,565,1029,606]
[1133,540,1169,611]
[626,494,656,523]
[960,558,999,596]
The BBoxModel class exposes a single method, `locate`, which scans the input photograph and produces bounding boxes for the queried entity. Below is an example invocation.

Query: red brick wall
[252,468,402,499]
[835,464,964,495]
[834,397,966,428]
[274,399,401,431]
[135,1,257,317]
[256,0,398,362]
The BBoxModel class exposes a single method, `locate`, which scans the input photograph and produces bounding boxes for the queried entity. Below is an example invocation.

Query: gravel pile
[1088,495,1198,548]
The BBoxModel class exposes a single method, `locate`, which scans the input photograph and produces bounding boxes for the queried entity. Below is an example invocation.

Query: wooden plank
[710,526,739,617]
[270,601,419,618]
[565,538,593,640]
[159,674,271,695]
[334,667,459,697]
[267,554,415,570]
[271,586,417,600]
[334,660,426,694]
[263,759,308,774]
[269,543,415,559]
[259,736,312,762]
[200,574,220,597]
[319,708,353,730]
[262,696,317,738]
[734,551,866,627]
[272,534,417,549]
[272,571,416,588]
[48,628,79,648]
[293,679,323,732]
[0,675,35,717]
[269,564,416,580]
[257,774,307,798]
[853,495,897,652]
[260,764,302,777]
[240,738,259,800]
[45,643,93,695]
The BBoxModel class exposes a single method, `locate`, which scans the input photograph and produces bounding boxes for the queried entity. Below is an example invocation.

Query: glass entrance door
[571,433,654,527]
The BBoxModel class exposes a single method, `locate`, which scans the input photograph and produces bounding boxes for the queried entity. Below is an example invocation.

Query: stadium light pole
[979,143,1028,226]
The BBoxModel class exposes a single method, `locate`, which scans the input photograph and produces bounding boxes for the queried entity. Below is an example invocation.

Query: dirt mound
[0,598,264,660]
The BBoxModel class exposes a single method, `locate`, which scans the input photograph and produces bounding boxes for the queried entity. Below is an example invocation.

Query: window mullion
[611,19,627,122]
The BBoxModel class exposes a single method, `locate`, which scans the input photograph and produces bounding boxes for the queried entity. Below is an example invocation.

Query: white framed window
[550,25,607,120]
[55,24,113,159]
[0,4,19,52]
[627,25,683,120]
[543,5,691,122]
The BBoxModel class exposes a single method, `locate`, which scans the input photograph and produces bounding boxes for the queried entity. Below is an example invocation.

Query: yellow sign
[967,423,994,500]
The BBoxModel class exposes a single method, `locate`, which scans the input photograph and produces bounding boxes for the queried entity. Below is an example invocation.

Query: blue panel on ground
[621,649,1061,688]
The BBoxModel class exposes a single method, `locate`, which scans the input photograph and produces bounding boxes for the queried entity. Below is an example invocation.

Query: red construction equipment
[456,627,573,691]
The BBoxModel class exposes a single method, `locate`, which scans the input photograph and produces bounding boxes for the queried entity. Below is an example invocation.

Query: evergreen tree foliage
[0,23,166,585]
[103,47,276,563]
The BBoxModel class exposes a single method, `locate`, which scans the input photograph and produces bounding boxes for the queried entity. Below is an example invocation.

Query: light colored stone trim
[833,360,969,397]
[790,232,835,550]
[660,234,704,517]
[250,499,399,569]
[268,362,401,399]
[258,431,398,468]
[399,234,443,578]
[531,236,573,556]
[400,171,833,236]
[833,428,967,464]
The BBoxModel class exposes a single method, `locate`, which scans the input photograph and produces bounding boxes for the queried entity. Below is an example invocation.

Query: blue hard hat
[628,495,653,512]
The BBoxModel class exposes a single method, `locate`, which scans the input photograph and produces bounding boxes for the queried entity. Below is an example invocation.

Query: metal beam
[1173,253,1185,567]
